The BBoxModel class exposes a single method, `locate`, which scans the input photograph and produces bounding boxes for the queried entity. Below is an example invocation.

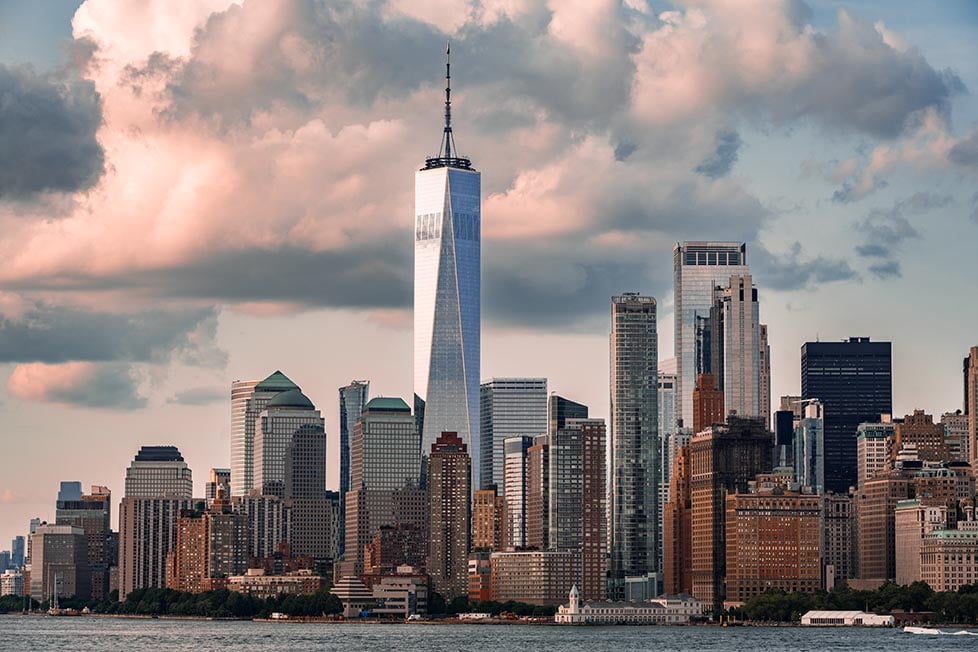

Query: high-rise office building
[253,389,324,499]
[124,446,193,498]
[720,274,762,419]
[344,397,426,576]
[725,489,822,604]
[338,380,369,557]
[793,401,825,494]
[549,418,607,600]
[205,469,230,501]
[230,371,300,497]
[414,47,481,476]
[119,446,195,600]
[29,524,90,601]
[502,435,533,549]
[689,417,771,613]
[856,419,896,492]
[56,485,111,600]
[231,494,290,560]
[549,395,589,436]
[480,378,548,491]
[801,337,892,494]
[426,432,471,599]
[287,422,336,560]
[230,379,259,497]
[609,293,659,596]
[657,370,679,574]
[674,242,749,429]
[11,536,24,570]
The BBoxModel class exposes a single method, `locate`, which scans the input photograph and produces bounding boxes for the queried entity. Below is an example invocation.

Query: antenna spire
[443,41,453,159]
[423,42,472,170]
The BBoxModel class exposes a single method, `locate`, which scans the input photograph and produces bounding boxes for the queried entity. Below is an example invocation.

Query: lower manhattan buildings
[609,294,659,599]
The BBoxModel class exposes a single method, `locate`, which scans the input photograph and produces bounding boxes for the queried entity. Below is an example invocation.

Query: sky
[0,0,976,548]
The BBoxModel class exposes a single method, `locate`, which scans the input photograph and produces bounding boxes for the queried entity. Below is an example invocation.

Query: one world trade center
[414,45,481,480]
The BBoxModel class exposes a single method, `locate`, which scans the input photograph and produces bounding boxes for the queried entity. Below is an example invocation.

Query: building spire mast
[424,42,471,170]
[443,41,454,159]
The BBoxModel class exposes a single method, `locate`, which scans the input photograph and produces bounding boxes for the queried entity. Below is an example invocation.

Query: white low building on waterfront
[800,610,894,627]
[555,585,703,624]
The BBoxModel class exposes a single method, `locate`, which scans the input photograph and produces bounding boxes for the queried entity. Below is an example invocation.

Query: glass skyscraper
[673,242,749,429]
[338,380,369,557]
[414,47,481,475]
[480,378,549,490]
[609,293,658,597]
[801,337,892,494]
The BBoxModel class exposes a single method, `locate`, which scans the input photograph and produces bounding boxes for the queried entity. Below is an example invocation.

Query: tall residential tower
[609,293,658,597]
[414,46,481,475]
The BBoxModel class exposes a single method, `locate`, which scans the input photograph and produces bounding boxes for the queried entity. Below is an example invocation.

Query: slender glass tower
[414,45,481,477]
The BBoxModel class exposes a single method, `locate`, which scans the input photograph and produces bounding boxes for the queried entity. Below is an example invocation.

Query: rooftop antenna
[424,43,471,170]
[441,41,455,159]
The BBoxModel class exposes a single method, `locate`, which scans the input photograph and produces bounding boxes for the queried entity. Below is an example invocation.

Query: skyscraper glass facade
[609,294,658,594]
[673,242,749,429]
[414,164,481,476]
[801,337,892,494]
[480,378,549,491]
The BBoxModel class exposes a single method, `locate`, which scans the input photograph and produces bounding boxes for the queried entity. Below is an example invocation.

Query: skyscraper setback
[802,337,892,494]
[414,46,481,475]
[674,242,749,428]
[609,293,659,597]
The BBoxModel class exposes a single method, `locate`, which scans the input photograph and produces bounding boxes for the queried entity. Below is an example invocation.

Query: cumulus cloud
[7,361,146,409]
[752,243,858,291]
[949,128,978,168]
[0,302,225,365]
[853,191,950,277]
[0,0,963,335]
[0,65,104,198]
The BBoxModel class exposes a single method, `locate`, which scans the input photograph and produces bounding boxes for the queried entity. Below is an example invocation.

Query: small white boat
[903,625,941,635]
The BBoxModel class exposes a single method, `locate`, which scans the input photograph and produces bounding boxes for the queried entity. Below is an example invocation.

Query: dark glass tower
[801,337,892,494]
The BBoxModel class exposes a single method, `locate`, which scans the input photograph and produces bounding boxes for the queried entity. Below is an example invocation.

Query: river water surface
[2,615,976,651]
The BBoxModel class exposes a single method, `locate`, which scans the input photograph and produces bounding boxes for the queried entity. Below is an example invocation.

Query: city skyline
[2,0,978,550]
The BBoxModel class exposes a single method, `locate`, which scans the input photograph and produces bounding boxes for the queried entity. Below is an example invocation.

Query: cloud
[695,130,742,179]
[0,0,962,334]
[949,128,978,168]
[853,191,950,274]
[166,386,226,405]
[7,361,146,409]
[868,260,901,279]
[970,192,978,224]
[0,302,225,366]
[0,65,104,198]
[752,243,858,291]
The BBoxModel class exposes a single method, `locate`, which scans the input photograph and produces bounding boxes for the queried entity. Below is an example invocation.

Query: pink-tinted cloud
[0,0,967,333]
[7,361,147,409]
